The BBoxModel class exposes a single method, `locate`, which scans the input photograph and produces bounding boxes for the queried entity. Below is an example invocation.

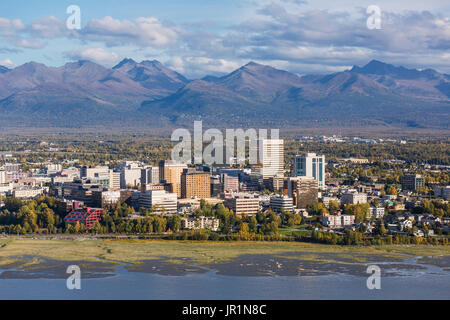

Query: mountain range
[0,58,448,130]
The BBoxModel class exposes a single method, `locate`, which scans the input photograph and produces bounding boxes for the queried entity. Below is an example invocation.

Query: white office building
[46,164,62,175]
[119,162,143,189]
[138,190,178,214]
[259,139,284,179]
[269,195,294,213]
[141,166,160,185]
[109,170,121,189]
[80,166,110,179]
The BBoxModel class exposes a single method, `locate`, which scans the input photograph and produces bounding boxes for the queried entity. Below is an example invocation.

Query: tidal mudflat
[0,239,448,279]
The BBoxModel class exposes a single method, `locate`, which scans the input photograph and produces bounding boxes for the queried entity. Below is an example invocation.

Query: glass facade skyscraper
[293,153,325,189]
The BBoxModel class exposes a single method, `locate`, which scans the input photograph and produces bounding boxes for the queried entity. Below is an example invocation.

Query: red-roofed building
[64,207,103,229]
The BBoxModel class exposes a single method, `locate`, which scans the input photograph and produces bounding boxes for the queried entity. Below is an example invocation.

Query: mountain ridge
[0,59,448,130]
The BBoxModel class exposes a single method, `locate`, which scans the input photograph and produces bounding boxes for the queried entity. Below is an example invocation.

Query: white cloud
[0,58,14,68]
[7,38,44,49]
[29,16,67,38]
[0,17,25,30]
[65,47,122,67]
[1,3,450,75]
[167,56,240,78]
[81,16,179,47]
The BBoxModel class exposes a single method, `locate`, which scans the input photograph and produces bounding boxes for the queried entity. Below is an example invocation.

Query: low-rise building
[322,196,339,209]
[0,170,5,184]
[64,207,103,229]
[341,192,367,205]
[369,206,385,219]
[92,190,131,208]
[13,186,46,199]
[62,179,103,206]
[269,195,294,213]
[434,186,450,199]
[223,195,259,216]
[181,216,220,232]
[321,212,355,228]
[138,190,178,214]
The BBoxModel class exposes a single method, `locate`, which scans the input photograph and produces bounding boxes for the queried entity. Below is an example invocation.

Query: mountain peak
[113,58,137,70]
[351,60,393,73]
[244,61,261,67]
[242,61,269,70]
[140,60,163,67]
[15,61,48,73]
[366,59,387,67]
[76,60,101,67]
[351,59,441,80]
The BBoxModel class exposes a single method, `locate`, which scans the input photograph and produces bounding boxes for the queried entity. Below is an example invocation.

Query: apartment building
[369,206,385,219]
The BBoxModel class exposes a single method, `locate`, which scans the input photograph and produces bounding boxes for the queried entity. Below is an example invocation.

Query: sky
[0,0,449,78]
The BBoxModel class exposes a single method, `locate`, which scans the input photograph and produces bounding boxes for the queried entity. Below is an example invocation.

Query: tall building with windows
[259,139,284,179]
[109,170,121,189]
[223,196,260,216]
[118,162,143,189]
[401,174,425,191]
[181,169,211,199]
[222,174,239,192]
[138,190,178,214]
[80,166,110,179]
[159,160,188,198]
[293,153,325,189]
[141,166,160,185]
[269,195,294,213]
[288,176,318,209]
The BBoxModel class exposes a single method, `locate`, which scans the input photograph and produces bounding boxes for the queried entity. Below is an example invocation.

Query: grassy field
[1,238,449,267]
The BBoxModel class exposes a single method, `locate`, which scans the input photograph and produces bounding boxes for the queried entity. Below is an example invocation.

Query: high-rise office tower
[292,153,325,189]
[181,169,211,199]
[401,174,425,191]
[159,160,188,198]
[109,170,121,189]
[141,166,160,185]
[288,177,318,209]
[259,139,284,179]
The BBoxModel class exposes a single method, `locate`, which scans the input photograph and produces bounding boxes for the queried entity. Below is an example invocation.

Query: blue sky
[0,0,449,78]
